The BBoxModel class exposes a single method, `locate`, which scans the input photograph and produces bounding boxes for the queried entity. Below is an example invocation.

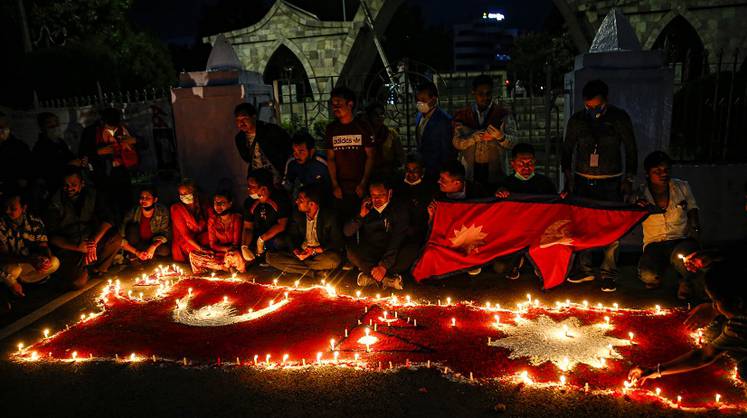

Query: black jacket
[285,207,343,251]
[32,134,76,192]
[0,135,32,190]
[562,105,637,177]
[395,181,436,241]
[235,120,292,176]
[343,202,409,270]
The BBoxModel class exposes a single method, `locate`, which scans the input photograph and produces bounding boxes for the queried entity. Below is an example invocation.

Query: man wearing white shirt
[636,151,701,300]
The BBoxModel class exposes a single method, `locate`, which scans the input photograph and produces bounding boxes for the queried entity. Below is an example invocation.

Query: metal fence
[669,48,746,163]
[274,67,566,183]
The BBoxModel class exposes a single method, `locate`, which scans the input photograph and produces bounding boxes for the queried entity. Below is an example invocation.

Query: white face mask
[514,172,535,181]
[179,194,194,205]
[416,101,431,114]
[404,177,422,186]
[248,193,260,200]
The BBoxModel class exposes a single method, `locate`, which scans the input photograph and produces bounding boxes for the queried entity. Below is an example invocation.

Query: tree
[508,32,575,96]
[19,0,175,102]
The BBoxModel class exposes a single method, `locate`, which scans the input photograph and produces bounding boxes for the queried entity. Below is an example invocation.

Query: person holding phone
[452,75,516,188]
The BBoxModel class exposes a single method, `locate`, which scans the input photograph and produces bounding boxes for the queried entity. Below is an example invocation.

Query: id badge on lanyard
[590,144,599,168]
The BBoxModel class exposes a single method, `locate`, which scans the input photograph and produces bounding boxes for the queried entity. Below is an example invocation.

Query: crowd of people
[1,75,746,388]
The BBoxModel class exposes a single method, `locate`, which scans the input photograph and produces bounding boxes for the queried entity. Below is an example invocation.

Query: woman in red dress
[170,180,209,262]
[189,190,246,274]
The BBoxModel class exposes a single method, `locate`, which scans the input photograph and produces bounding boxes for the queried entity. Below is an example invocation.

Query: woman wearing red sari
[170,180,209,262]
[189,190,246,274]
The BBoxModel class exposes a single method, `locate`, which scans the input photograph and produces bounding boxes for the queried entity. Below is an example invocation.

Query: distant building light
[495,54,511,61]
[482,12,505,22]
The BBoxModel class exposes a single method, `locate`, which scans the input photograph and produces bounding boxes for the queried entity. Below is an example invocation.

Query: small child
[629,260,747,384]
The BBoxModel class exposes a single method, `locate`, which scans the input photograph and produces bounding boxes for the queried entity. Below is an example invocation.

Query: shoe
[357,272,377,287]
[506,266,520,280]
[382,275,404,290]
[677,281,693,300]
[342,262,354,271]
[600,278,617,292]
[467,268,482,276]
[567,274,595,284]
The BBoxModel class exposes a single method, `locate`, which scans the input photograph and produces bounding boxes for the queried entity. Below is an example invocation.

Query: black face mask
[214,208,229,217]
[141,205,154,211]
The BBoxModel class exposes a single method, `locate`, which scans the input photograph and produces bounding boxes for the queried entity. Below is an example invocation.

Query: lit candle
[294,280,300,288]
[356,290,361,298]
[413,319,417,327]
[597,303,603,309]
[72,351,78,361]
[526,293,532,303]
[628,332,635,344]
[223,295,228,303]
[282,354,289,365]
[333,351,339,363]
[451,317,456,327]
[254,354,259,365]
[446,297,451,305]
[330,338,336,350]
[655,305,661,314]
[485,301,491,309]
[188,287,193,296]
[265,354,271,364]
[560,375,566,385]
[30,351,39,361]
[604,316,610,328]
[130,353,137,361]
[376,293,381,300]
[17,342,24,352]
[128,290,133,298]
[613,303,619,310]
[354,353,360,361]
[43,329,50,339]
[677,395,682,406]
[655,387,661,397]
[494,315,501,326]
[406,295,411,304]
[583,300,589,309]
[139,292,143,299]
[715,393,721,404]
[563,325,570,338]
[273,278,278,286]
[345,329,348,337]
[316,352,322,364]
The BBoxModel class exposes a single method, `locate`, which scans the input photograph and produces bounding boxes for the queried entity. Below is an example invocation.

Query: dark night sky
[130,0,555,45]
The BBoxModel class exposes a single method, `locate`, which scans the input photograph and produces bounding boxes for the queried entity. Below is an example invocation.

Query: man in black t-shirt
[324,87,377,221]
[242,169,291,260]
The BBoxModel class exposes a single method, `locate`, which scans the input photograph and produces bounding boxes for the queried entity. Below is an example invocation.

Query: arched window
[263,45,313,103]
[652,16,705,83]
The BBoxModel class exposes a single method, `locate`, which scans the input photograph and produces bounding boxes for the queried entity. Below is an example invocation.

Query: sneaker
[382,275,404,290]
[342,262,354,271]
[677,281,693,300]
[467,268,482,276]
[506,266,520,280]
[600,278,617,292]
[567,274,595,284]
[357,272,377,287]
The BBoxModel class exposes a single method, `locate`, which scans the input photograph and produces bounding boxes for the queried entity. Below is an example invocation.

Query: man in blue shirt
[282,131,331,199]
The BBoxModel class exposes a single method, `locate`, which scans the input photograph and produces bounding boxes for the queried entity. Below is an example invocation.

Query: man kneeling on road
[345,178,416,290]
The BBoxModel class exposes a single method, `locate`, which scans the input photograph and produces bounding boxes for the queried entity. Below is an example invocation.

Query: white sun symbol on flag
[449,224,488,255]
[488,315,630,370]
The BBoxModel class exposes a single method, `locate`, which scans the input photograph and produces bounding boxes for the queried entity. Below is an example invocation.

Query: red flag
[412,197,652,289]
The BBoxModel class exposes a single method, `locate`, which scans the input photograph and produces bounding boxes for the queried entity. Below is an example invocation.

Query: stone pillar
[564,9,673,177]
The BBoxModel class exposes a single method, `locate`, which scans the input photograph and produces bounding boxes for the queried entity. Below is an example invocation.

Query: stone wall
[561,0,746,58]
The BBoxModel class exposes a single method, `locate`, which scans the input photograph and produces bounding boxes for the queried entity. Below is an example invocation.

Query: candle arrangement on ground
[11,270,746,412]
